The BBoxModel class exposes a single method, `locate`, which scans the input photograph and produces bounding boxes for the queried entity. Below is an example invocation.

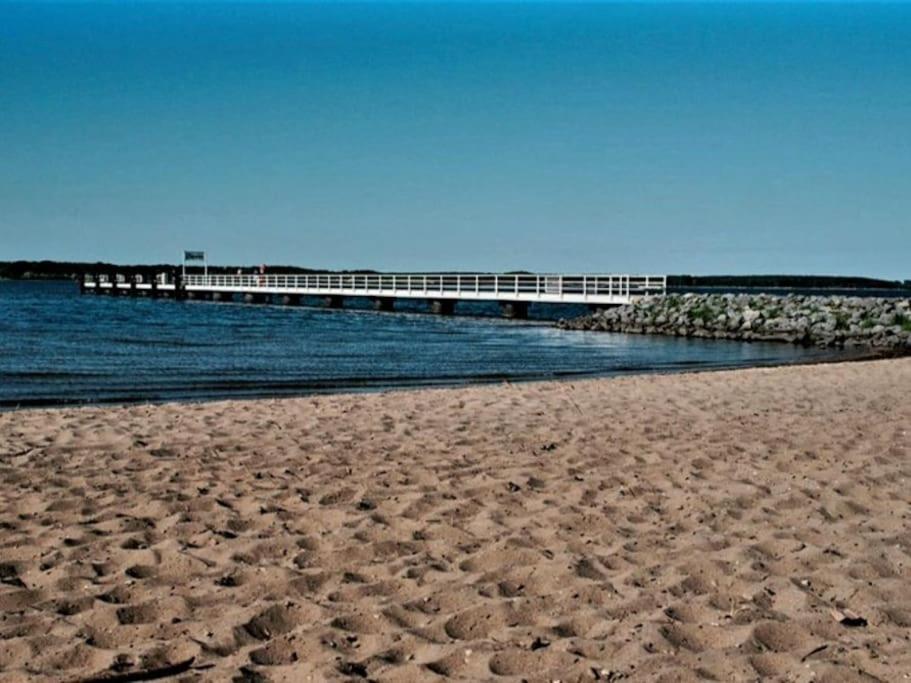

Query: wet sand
[1,358,909,682]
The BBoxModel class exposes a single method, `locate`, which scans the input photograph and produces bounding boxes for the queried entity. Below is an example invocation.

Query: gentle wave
[0,371,111,380]
[107,337,219,348]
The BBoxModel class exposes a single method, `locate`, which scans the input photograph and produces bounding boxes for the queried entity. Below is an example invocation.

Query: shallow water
[0,281,840,407]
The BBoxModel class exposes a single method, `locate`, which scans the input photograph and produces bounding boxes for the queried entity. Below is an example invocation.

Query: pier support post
[500,301,528,319]
[211,291,230,302]
[244,293,270,304]
[322,296,344,309]
[372,298,394,312]
[174,273,186,301]
[151,279,158,298]
[430,299,455,315]
[281,294,301,306]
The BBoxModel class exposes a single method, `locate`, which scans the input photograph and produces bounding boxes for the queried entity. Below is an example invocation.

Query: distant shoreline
[6,278,911,297]
[1,261,909,292]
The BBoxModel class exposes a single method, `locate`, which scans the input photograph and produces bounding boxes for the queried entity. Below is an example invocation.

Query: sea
[0,280,845,408]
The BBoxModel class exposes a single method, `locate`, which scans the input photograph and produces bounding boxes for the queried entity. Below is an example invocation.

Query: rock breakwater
[559,293,911,349]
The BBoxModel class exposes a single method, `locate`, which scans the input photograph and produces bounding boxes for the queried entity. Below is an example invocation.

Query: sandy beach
[1,358,909,682]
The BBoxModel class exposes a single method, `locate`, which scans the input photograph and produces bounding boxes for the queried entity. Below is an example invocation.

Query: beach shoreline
[1,358,909,681]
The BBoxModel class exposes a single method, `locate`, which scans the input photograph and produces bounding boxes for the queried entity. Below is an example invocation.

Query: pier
[82,271,666,318]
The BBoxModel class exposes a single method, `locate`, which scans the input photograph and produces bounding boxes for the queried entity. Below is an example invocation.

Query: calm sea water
[0,281,840,407]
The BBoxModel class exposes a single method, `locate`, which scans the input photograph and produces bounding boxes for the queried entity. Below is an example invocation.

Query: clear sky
[1,2,909,278]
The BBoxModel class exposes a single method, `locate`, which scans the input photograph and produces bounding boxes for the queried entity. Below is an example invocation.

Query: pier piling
[500,301,528,319]
[430,300,455,315]
[174,273,186,301]
[372,298,394,312]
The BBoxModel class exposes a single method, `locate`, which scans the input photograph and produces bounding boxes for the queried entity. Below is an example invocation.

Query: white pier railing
[180,272,665,305]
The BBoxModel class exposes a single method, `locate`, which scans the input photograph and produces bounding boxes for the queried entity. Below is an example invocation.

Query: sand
[1,359,910,682]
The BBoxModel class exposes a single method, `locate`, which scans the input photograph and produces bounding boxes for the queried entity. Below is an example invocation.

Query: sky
[1,2,909,278]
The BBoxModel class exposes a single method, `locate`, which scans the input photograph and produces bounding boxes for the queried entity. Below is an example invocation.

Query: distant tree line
[667,274,910,290]
[0,261,174,281]
[1,261,908,291]
[0,261,336,281]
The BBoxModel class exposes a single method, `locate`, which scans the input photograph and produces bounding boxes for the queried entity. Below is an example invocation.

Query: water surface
[0,281,840,407]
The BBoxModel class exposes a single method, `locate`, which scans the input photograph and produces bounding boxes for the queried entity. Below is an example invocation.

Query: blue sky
[1,2,909,278]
